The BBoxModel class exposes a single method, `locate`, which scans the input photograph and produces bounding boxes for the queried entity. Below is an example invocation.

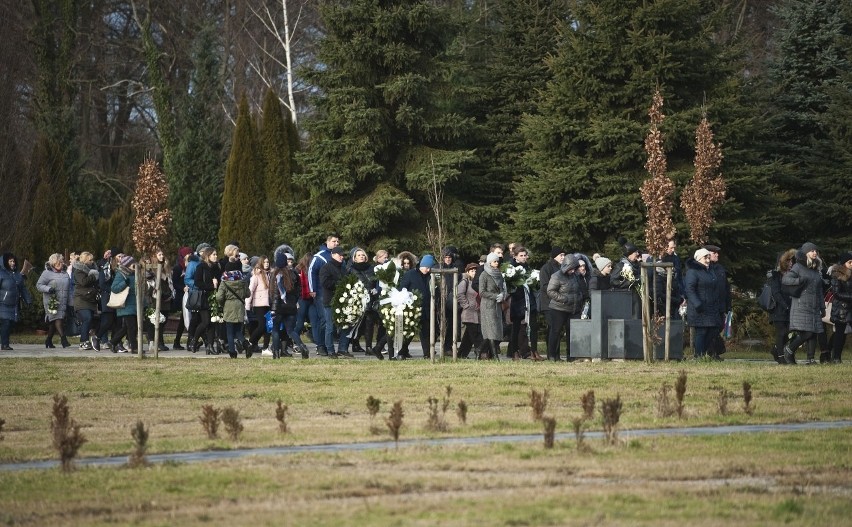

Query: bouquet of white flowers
[47,294,59,315]
[525,269,541,291]
[332,274,370,327]
[209,293,223,323]
[145,307,166,325]
[500,263,529,293]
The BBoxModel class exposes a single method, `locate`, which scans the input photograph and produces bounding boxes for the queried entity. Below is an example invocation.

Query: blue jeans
[312,295,327,349]
[271,313,304,352]
[77,308,94,344]
[295,297,320,346]
[225,322,246,356]
[0,318,13,347]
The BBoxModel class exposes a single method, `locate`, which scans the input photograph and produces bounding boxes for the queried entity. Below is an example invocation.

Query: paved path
[2,420,849,472]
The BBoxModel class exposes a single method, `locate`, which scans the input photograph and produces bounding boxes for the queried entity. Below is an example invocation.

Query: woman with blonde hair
[37,253,72,348]
[71,251,100,350]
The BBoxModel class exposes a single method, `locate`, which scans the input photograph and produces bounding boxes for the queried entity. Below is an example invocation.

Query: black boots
[784,345,796,365]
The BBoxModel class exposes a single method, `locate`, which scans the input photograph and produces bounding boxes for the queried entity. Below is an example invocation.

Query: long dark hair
[276,266,295,292]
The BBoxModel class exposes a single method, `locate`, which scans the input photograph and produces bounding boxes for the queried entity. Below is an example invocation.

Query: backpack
[757,281,775,311]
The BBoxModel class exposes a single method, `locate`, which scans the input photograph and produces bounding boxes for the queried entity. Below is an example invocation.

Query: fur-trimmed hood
[778,249,797,273]
[831,263,851,282]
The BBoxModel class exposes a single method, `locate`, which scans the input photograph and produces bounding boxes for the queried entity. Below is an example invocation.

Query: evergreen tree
[281,0,476,256]
[219,95,264,253]
[765,0,852,255]
[259,89,297,253]
[511,0,734,257]
[167,26,227,246]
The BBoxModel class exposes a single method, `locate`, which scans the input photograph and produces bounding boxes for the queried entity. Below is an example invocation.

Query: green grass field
[0,355,850,526]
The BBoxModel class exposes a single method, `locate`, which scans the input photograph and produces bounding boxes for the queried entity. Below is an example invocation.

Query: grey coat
[782,253,825,333]
[36,264,71,322]
[478,269,505,341]
[457,276,479,324]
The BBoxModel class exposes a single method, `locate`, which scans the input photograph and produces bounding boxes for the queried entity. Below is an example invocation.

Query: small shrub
[276,400,289,434]
[529,388,548,421]
[221,406,243,441]
[51,394,87,472]
[0,417,5,441]
[456,400,468,425]
[742,381,754,415]
[654,382,675,418]
[542,416,556,449]
[674,370,687,419]
[600,394,623,446]
[425,397,449,432]
[128,420,150,468]
[366,396,381,422]
[386,401,404,447]
[442,385,453,415]
[581,390,595,420]
[199,404,220,439]
[571,416,588,452]
[717,389,729,416]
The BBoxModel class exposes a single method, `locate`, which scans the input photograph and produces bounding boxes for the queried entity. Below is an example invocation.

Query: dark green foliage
[764,0,852,256]
[511,0,728,257]
[165,25,227,247]
[283,0,477,256]
[259,89,298,253]
[219,95,264,253]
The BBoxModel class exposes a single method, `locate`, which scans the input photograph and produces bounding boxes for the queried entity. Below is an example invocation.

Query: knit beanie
[594,257,612,271]
[420,254,436,268]
[800,242,819,254]
[119,255,136,267]
[550,247,565,258]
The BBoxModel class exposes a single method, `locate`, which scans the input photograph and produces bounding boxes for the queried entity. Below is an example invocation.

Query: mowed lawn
[0,357,850,526]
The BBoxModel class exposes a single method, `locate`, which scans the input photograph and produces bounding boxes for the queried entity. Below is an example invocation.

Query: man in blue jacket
[307,233,340,356]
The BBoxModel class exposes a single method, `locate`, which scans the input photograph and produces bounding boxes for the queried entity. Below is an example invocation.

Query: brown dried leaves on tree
[640,90,677,258]
[131,158,172,255]
[681,116,726,245]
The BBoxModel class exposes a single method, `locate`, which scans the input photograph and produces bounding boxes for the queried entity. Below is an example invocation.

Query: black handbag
[186,289,209,311]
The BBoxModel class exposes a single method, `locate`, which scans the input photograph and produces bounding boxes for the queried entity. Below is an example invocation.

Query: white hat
[594,257,612,270]
[693,248,712,261]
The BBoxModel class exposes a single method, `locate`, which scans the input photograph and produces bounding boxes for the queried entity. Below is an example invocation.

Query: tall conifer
[219,95,263,253]
[259,89,296,253]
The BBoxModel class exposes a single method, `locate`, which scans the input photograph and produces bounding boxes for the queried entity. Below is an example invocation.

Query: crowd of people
[0,235,848,364]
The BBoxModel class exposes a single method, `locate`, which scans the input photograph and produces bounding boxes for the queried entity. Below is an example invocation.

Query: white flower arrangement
[145,307,166,325]
[526,269,541,291]
[379,287,422,340]
[332,275,369,327]
[500,263,528,293]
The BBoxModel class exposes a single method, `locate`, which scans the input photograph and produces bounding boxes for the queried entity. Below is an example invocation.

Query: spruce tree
[512,0,738,258]
[765,0,852,255]
[219,95,264,253]
[281,0,476,256]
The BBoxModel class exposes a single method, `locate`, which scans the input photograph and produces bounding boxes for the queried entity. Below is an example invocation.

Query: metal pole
[430,273,436,363]
[665,267,673,362]
[153,263,162,359]
[452,271,459,361]
[135,265,144,358]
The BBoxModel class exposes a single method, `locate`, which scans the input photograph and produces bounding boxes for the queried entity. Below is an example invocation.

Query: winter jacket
[72,260,100,312]
[829,264,852,325]
[308,244,331,298]
[216,279,250,324]
[684,258,724,328]
[319,258,345,307]
[767,270,793,324]
[271,270,301,315]
[171,262,185,312]
[709,261,732,313]
[248,270,272,309]
[611,257,640,291]
[36,263,71,322]
[782,251,825,333]
[478,270,505,341]
[350,261,378,311]
[0,258,31,322]
[111,268,141,317]
[589,269,611,290]
[537,258,562,312]
[547,270,586,315]
[184,253,201,290]
[400,267,433,310]
[97,257,116,312]
[457,276,480,324]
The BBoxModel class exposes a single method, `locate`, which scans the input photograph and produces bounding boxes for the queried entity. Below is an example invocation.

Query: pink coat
[247,271,271,309]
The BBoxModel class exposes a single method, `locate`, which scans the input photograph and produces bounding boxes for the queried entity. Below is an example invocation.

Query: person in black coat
[319,247,349,358]
[703,244,731,359]
[782,242,825,364]
[95,247,122,349]
[398,254,435,359]
[829,252,852,363]
[765,249,796,363]
[190,247,221,354]
[684,248,725,359]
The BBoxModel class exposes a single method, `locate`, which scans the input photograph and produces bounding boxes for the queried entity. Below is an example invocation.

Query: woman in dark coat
[72,252,100,350]
[684,248,724,359]
[766,249,796,364]
[171,246,192,349]
[828,252,852,363]
[190,247,221,354]
[782,242,824,364]
[546,254,586,361]
[0,253,32,350]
